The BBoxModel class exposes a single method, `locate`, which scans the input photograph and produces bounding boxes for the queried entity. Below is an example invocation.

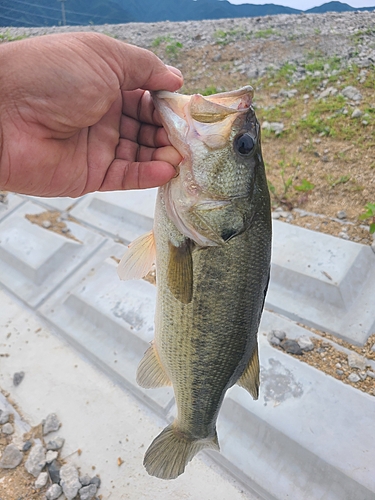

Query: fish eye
[234,133,255,156]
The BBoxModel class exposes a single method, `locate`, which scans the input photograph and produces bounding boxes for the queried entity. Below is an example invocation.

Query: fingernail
[166,65,183,78]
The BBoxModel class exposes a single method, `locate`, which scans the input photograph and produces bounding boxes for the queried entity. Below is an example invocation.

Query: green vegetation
[152,35,183,58]
[0,31,28,42]
[254,28,276,39]
[326,175,351,189]
[294,179,315,192]
[213,28,247,45]
[359,203,375,234]
[200,86,221,96]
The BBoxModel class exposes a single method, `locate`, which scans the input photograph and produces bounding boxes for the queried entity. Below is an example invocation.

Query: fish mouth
[152,86,254,154]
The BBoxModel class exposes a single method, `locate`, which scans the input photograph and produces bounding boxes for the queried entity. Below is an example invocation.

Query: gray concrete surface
[0,189,374,499]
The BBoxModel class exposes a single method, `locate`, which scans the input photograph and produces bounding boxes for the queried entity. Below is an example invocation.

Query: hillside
[1,0,374,28]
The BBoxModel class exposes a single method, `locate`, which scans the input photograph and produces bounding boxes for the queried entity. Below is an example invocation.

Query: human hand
[0,32,183,197]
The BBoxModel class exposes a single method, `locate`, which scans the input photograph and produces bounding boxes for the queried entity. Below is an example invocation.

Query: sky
[227,0,375,10]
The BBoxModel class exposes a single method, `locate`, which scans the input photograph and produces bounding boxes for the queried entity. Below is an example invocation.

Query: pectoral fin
[237,346,260,400]
[117,230,156,281]
[137,343,171,388]
[167,239,193,304]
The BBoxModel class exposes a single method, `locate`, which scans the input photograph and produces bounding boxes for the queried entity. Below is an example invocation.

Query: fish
[118,85,272,480]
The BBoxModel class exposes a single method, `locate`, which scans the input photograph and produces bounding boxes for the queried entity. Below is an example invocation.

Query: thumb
[100,36,183,92]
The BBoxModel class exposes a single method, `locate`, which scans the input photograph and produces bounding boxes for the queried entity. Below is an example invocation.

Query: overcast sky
[227,0,375,10]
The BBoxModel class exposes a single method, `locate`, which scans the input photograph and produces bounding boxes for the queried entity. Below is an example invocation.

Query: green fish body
[118,86,271,480]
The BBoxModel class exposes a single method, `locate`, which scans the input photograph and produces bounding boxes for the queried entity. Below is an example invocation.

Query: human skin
[0,32,183,197]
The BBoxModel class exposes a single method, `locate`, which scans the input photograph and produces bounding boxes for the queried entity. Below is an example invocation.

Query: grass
[0,30,28,42]
[254,28,277,39]
[152,35,183,58]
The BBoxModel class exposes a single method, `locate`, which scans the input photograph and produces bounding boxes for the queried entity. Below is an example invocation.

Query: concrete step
[0,190,374,499]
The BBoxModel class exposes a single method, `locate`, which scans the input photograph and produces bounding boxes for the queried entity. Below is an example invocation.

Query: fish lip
[151,86,254,156]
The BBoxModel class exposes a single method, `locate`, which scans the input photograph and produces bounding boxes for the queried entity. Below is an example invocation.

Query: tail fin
[143,423,219,480]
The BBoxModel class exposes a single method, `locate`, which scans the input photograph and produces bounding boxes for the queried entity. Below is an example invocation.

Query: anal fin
[136,343,171,389]
[237,345,260,400]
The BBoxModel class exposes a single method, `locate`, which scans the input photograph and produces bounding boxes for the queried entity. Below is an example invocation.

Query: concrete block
[70,190,156,243]
[26,195,81,211]
[212,315,375,500]
[267,221,375,345]
[40,242,173,415]
[0,202,105,307]
[0,193,25,220]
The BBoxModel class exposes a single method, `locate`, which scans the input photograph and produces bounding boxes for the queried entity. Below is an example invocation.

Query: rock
[45,484,62,500]
[272,212,281,219]
[0,410,10,424]
[341,85,362,101]
[336,210,347,219]
[268,335,280,346]
[79,484,98,500]
[2,423,14,435]
[90,476,101,488]
[247,68,259,80]
[348,372,361,383]
[43,413,61,435]
[212,53,221,62]
[45,436,65,450]
[262,121,284,134]
[351,108,363,118]
[35,471,49,489]
[338,232,350,240]
[47,459,61,483]
[272,330,286,340]
[80,473,92,486]
[367,371,375,379]
[46,450,58,463]
[22,440,32,452]
[60,463,82,499]
[0,444,23,469]
[348,352,368,370]
[42,220,52,228]
[279,88,297,99]
[336,369,344,376]
[297,336,314,352]
[25,443,46,477]
[280,339,303,355]
[318,86,337,99]
[13,371,25,386]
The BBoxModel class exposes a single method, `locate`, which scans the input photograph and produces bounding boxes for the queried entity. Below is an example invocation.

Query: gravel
[0,444,23,469]
[47,459,62,484]
[79,484,98,500]
[280,339,303,355]
[35,471,49,489]
[348,373,361,383]
[348,352,368,370]
[13,371,25,386]
[2,422,14,435]
[297,336,314,352]
[25,443,46,477]
[45,436,65,450]
[46,483,63,500]
[60,463,82,499]
[0,403,103,497]
[43,413,61,435]
[0,409,10,424]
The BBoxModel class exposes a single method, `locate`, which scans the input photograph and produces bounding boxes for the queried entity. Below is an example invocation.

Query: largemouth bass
[118,86,271,480]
